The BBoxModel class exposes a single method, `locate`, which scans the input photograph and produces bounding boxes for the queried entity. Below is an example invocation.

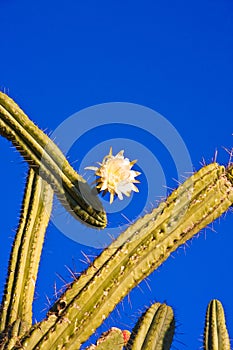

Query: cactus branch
[16,162,233,349]
[86,327,125,350]
[0,169,53,337]
[0,92,106,228]
[204,299,231,350]
[126,302,174,350]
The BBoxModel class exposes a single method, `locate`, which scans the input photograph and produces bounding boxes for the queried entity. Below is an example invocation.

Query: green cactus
[0,168,53,347]
[0,92,106,228]
[125,302,175,350]
[204,299,231,350]
[86,327,126,350]
[0,92,232,349]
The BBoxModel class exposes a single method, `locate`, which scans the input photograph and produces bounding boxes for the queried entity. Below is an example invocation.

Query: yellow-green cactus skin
[0,92,106,228]
[204,299,231,350]
[86,328,126,350]
[126,302,174,350]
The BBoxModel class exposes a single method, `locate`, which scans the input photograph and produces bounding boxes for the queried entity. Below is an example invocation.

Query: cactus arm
[85,328,130,350]
[0,319,30,350]
[16,162,233,349]
[204,299,231,350]
[94,328,124,350]
[86,327,125,350]
[0,168,53,336]
[0,92,106,228]
[126,302,174,350]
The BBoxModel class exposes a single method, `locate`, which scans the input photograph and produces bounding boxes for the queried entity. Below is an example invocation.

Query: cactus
[0,92,106,228]
[125,302,175,350]
[0,168,53,348]
[204,299,231,350]
[86,327,126,350]
[0,92,232,349]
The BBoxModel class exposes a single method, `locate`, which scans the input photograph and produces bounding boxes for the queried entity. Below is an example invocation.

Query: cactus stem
[204,299,231,350]
[0,92,106,228]
[0,169,53,338]
[126,302,175,350]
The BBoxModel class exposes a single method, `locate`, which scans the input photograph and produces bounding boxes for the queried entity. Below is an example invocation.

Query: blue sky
[0,0,233,348]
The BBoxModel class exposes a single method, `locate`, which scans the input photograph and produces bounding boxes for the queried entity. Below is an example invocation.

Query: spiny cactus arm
[126,302,174,350]
[85,327,125,350]
[16,162,233,349]
[204,299,231,350]
[0,168,53,336]
[0,92,106,228]
[0,319,30,350]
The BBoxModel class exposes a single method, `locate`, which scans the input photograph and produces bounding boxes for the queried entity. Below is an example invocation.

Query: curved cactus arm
[0,92,106,228]
[126,302,174,350]
[204,299,231,350]
[0,168,53,336]
[15,162,233,349]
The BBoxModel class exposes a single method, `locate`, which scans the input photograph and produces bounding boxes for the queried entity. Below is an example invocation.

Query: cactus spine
[0,92,106,228]
[204,299,231,350]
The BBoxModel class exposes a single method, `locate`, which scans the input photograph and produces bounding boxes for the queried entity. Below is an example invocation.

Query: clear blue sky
[0,1,233,348]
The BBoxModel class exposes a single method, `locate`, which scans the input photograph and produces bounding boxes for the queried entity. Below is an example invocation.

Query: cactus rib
[0,169,53,337]
[0,92,106,228]
[126,302,174,350]
[16,162,233,349]
[204,299,231,350]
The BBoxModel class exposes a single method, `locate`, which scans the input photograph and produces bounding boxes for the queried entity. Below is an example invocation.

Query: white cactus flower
[85,147,141,204]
